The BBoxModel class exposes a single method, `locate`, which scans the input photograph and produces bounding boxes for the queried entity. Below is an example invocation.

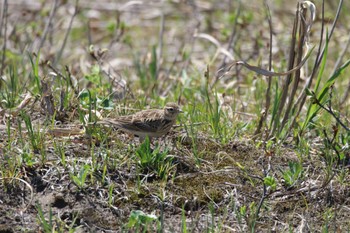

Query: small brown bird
[99,102,182,141]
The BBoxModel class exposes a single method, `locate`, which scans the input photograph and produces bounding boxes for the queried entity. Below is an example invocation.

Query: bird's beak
[179,108,183,113]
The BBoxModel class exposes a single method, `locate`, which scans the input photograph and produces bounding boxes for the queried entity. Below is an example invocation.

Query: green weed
[280,161,303,188]
[135,137,175,181]
[127,210,159,232]
[70,164,91,191]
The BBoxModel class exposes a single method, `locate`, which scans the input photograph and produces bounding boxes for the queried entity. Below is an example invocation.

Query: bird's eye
[168,108,174,111]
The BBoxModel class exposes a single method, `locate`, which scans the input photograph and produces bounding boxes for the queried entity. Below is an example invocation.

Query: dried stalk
[35,0,59,53]
[0,0,8,75]
[54,0,79,65]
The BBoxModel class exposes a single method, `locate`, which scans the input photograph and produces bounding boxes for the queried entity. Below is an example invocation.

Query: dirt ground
[1,129,350,232]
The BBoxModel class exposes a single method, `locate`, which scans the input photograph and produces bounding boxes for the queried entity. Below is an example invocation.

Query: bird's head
[163,102,183,120]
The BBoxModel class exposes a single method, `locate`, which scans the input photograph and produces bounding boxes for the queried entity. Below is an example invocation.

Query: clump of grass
[280,161,304,189]
[70,164,92,191]
[36,203,78,233]
[21,111,47,163]
[134,45,159,93]
[203,66,234,143]
[1,65,21,108]
[135,137,176,181]
[126,210,159,232]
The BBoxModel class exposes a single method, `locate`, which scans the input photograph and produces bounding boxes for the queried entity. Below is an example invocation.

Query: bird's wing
[127,110,164,133]
[132,118,170,133]
[98,116,160,133]
[97,110,172,134]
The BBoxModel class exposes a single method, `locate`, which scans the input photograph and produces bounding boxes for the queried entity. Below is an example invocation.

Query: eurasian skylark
[99,102,182,141]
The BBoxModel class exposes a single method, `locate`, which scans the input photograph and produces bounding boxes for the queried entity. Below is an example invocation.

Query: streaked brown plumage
[99,102,182,141]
